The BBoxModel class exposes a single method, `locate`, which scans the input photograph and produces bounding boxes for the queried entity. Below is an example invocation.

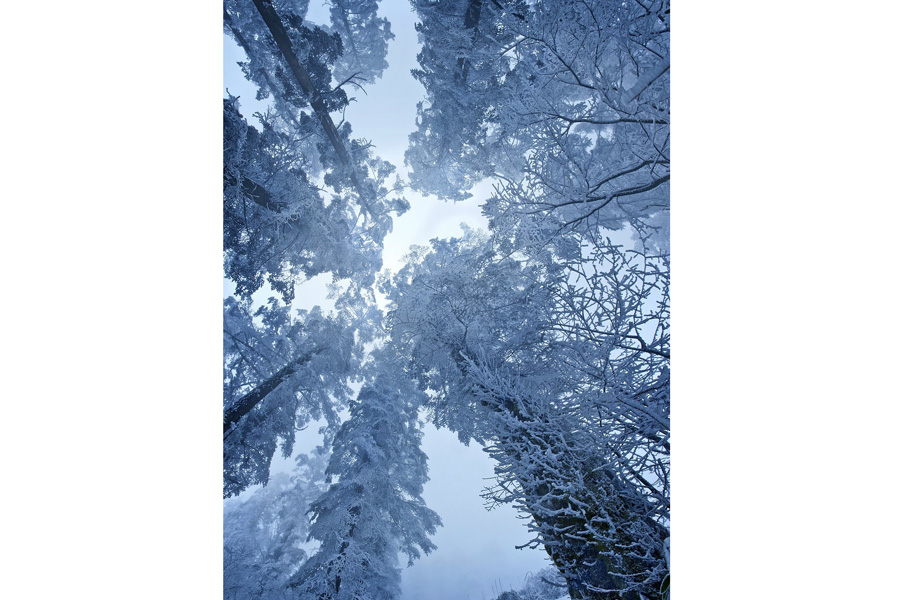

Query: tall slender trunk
[250,0,370,203]
[224,346,323,435]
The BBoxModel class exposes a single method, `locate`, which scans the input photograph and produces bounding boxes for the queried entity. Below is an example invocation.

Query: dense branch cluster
[410,0,670,243]
[382,229,668,599]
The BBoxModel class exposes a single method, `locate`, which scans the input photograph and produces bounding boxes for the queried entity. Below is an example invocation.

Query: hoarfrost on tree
[223,0,406,497]
[291,369,441,600]
[223,1,670,598]
[381,226,669,599]
[224,449,330,599]
[408,0,670,246]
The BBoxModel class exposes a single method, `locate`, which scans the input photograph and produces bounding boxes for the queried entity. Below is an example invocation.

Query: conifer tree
[291,373,441,600]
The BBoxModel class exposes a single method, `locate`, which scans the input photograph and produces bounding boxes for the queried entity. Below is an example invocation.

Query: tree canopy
[223,1,670,599]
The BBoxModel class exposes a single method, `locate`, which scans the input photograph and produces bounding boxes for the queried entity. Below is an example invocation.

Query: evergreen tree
[291,373,441,600]
[325,0,395,85]
[224,450,330,599]
[223,295,363,497]
[223,0,405,495]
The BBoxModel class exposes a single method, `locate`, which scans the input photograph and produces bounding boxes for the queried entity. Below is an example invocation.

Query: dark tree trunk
[223,346,323,436]
[463,0,484,29]
[250,0,370,202]
[452,349,666,600]
[224,172,283,213]
[454,0,484,86]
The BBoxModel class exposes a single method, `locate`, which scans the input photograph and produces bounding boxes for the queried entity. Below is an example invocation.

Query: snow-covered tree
[223,0,406,496]
[224,450,330,599]
[489,567,571,600]
[225,0,407,204]
[223,0,411,303]
[406,0,524,200]
[290,372,441,600]
[224,97,398,302]
[324,0,395,85]
[382,229,669,600]
[399,6,671,593]
[223,295,369,497]
[408,0,670,241]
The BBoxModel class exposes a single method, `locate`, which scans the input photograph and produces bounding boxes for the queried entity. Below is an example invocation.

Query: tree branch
[622,56,670,105]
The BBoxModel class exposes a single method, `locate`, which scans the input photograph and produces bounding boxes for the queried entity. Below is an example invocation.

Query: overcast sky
[223,2,554,599]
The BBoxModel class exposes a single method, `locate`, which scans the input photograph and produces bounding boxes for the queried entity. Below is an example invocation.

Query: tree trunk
[453,349,666,600]
[224,346,323,436]
[224,172,282,213]
[454,0,484,85]
[250,0,370,202]
[622,56,670,105]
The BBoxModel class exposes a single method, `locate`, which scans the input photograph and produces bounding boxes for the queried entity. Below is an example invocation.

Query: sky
[223,2,553,599]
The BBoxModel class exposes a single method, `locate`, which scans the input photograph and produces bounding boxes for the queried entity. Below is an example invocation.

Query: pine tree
[223,0,406,495]
[291,373,441,600]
